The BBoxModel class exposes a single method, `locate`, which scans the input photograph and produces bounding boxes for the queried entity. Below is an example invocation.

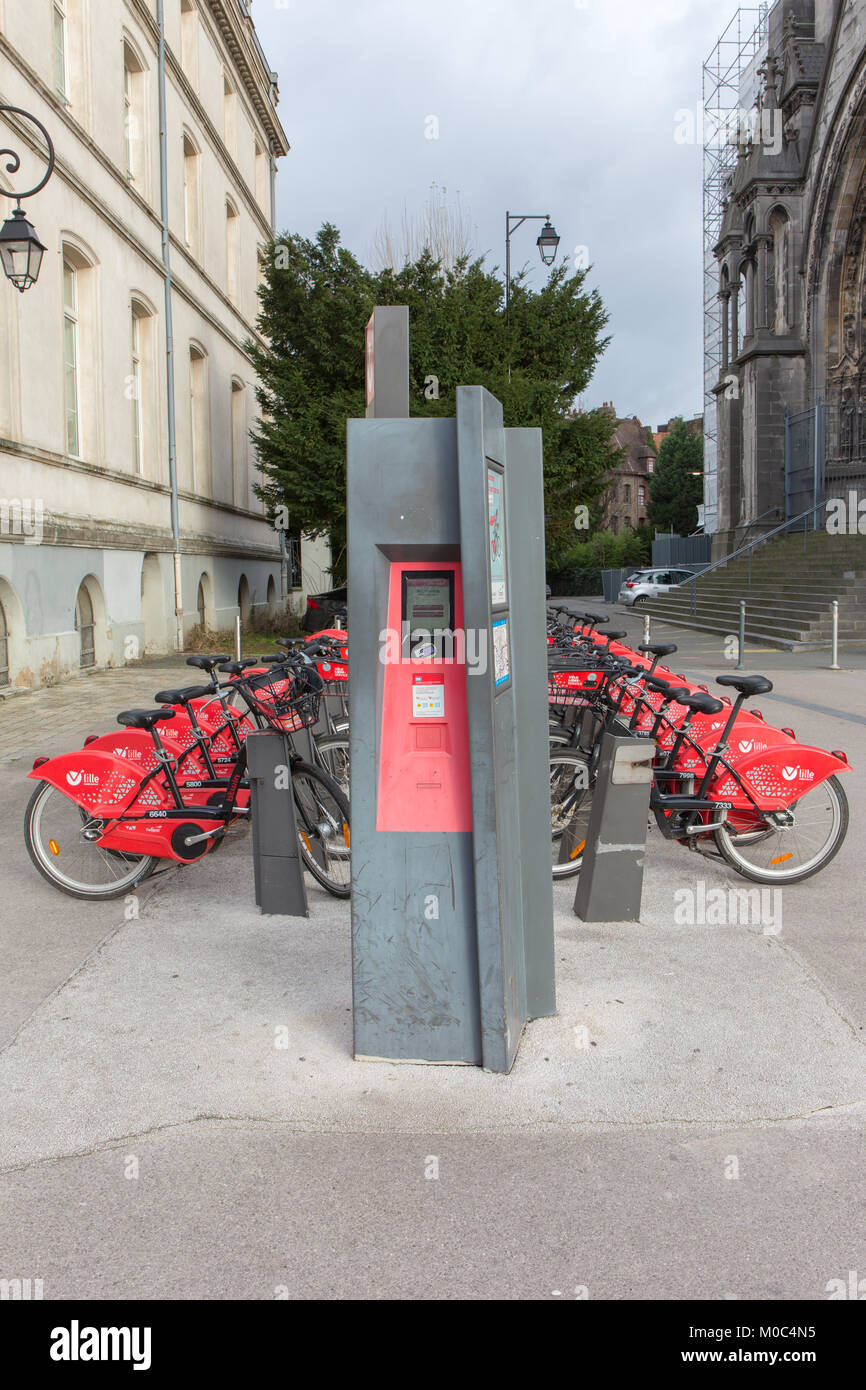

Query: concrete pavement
[0,647,864,1299]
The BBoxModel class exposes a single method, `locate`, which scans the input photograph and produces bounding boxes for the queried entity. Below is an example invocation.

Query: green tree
[648,418,704,534]
[248,224,614,581]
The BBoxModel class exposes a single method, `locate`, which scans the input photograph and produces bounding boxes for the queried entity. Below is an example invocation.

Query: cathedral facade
[714,0,866,552]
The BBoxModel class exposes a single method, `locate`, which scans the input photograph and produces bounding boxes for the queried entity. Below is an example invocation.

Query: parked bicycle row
[24,630,351,901]
[546,608,850,886]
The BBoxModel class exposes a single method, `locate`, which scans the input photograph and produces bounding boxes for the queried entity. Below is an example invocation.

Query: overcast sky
[251,0,733,430]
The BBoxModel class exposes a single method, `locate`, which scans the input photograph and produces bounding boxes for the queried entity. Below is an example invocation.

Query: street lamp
[505,211,560,307]
[0,105,55,292]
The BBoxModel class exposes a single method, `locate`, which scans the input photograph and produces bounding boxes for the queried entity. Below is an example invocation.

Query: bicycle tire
[713,775,849,885]
[24,781,157,901]
[291,760,351,899]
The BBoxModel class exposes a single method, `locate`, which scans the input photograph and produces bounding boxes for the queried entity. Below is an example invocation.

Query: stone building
[713,0,866,553]
[0,0,331,691]
[598,404,656,534]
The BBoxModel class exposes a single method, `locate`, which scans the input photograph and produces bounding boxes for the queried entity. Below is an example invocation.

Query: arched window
[0,597,8,687]
[226,197,240,304]
[267,575,277,617]
[231,378,246,506]
[62,252,81,456]
[61,239,97,460]
[130,298,154,476]
[223,73,237,156]
[254,141,268,211]
[182,132,200,253]
[237,575,251,626]
[75,582,95,668]
[188,343,209,493]
[123,39,147,187]
[769,209,790,334]
[196,577,208,630]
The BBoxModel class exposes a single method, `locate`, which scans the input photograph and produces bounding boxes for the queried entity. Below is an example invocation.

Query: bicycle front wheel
[292,761,351,898]
[24,781,156,900]
[550,749,595,879]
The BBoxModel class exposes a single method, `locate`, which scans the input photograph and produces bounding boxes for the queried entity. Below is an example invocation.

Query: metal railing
[678,500,828,614]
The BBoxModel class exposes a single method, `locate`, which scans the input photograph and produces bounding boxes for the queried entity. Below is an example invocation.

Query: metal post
[830,600,840,670]
[736,599,746,670]
[643,611,651,645]
[573,734,655,923]
[246,732,309,917]
[234,614,242,661]
[156,0,183,654]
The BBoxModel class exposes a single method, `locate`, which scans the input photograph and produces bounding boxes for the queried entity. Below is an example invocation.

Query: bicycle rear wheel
[292,761,351,898]
[24,781,156,900]
[714,776,848,884]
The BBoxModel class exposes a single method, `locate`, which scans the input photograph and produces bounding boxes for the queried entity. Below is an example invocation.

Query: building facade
[0,0,330,691]
[713,0,866,552]
[598,404,656,534]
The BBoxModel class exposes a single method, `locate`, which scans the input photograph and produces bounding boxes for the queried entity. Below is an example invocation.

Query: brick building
[598,404,656,534]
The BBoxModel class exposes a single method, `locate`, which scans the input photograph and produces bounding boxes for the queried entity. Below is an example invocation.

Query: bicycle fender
[710,745,849,810]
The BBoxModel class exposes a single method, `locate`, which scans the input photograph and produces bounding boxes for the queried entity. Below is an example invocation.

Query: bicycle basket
[244,665,324,730]
[548,672,603,707]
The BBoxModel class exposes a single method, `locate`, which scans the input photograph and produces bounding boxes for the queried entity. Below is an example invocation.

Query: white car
[618,567,696,606]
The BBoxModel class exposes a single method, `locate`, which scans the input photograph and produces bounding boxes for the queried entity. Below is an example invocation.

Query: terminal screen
[402,572,454,636]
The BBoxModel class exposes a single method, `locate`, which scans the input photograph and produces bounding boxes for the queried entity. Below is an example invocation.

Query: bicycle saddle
[186,655,230,671]
[716,674,773,697]
[679,691,725,715]
[598,629,627,641]
[584,612,608,623]
[217,659,259,675]
[116,709,177,731]
[154,684,213,705]
[638,642,677,657]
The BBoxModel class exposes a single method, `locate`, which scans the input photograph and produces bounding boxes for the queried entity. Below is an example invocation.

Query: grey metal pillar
[365,307,410,419]
[573,733,654,923]
[247,731,309,917]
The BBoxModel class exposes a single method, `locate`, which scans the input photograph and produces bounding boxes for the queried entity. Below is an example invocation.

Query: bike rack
[246,730,309,917]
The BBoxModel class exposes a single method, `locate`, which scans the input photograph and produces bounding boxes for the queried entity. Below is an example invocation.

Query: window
[622,483,631,502]
[196,578,207,629]
[769,209,789,335]
[223,74,237,156]
[63,256,80,456]
[180,0,198,87]
[254,141,268,212]
[123,42,146,186]
[182,133,200,253]
[53,1,68,99]
[231,378,246,506]
[129,302,156,476]
[75,583,95,668]
[226,198,240,303]
[647,458,655,474]
[189,344,209,492]
[638,485,646,506]
[0,599,8,688]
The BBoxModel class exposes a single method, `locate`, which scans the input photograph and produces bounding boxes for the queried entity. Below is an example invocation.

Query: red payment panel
[376,560,472,832]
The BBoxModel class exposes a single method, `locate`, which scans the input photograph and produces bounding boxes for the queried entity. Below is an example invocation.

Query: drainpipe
[157,0,184,653]
[278,528,289,600]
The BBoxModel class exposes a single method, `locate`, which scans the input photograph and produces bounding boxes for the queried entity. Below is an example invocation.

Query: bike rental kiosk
[347,385,555,1073]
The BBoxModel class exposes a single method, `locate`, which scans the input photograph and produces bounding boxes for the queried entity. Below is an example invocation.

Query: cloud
[253,0,737,427]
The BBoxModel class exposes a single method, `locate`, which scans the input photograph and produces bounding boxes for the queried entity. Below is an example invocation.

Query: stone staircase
[638,532,866,649]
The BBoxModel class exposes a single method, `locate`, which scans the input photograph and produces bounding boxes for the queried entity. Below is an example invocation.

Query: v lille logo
[66,770,83,786]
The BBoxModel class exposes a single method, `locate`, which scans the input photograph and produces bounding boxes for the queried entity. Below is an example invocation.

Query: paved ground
[0,634,863,1299]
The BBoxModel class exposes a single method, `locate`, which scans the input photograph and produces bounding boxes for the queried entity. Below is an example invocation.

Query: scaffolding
[702,5,770,533]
